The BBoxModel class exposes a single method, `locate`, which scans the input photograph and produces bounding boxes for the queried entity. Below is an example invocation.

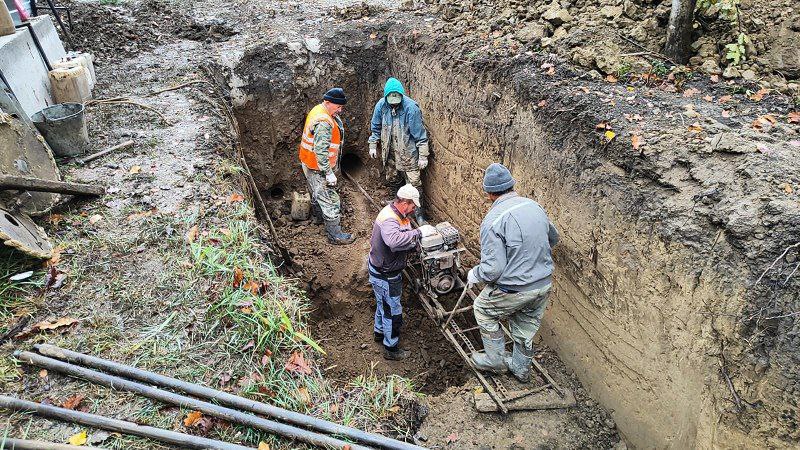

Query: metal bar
[0,396,254,450]
[15,22,52,71]
[0,437,105,450]
[16,351,374,450]
[442,284,470,329]
[42,0,73,49]
[33,344,423,450]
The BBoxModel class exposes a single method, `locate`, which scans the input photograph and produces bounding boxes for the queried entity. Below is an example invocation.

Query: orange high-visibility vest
[376,204,410,227]
[298,103,342,171]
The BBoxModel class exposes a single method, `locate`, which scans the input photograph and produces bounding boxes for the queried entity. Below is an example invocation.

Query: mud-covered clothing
[368,203,421,274]
[309,119,344,175]
[473,284,551,350]
[473,192,559,293]
[302,164,341,221]
[369,262,403,349]
[368,96,429,172]
[384,151,422,190]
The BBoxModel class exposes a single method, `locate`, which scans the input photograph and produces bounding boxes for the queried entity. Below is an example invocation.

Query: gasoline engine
[415,221,466,298]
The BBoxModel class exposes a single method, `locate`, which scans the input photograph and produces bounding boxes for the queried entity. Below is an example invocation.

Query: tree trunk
[663,0,697,64]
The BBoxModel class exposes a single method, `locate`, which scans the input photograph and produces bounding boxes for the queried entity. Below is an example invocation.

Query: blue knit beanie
[483,163,515,193]
[383,78,406,98]
[323,87,347,105]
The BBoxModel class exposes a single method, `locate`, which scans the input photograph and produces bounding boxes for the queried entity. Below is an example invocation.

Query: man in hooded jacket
[368,78,431,224]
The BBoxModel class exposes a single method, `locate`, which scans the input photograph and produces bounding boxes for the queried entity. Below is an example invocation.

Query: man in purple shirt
[368,184,436,360]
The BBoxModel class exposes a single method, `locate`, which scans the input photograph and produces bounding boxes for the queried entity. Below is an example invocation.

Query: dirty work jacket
[473,192,559,292]
[368,96,429,171]
[368,203,422,275]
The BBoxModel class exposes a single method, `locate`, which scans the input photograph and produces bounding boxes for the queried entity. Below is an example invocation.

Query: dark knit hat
[323,87,347,105]
[483,163,516,193]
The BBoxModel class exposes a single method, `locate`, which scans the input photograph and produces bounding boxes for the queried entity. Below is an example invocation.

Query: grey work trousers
[472,284,551,351]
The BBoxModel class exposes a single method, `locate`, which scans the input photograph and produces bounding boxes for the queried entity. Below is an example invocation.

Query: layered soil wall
[229,19,799,449]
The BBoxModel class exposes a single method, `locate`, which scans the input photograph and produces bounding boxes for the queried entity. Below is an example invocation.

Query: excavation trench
[229,19,800,449]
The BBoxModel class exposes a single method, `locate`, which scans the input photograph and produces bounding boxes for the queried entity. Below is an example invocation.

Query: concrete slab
[0,15,66,117]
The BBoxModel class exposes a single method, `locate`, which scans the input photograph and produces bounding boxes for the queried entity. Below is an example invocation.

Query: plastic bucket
[31,103,89,157]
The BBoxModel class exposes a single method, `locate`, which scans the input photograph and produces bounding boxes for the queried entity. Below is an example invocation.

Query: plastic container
[54,52,97,89]
[49,65,92,104]
[31,103,89,157]
[0,2,14,37]
[290,191,311,221]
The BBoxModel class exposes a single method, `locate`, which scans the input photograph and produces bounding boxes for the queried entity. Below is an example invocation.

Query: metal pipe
[0,438,105,450]
[442,284,471,329]
[0,396,254,450]
[42,0,73,49]
[33,345,421,450]
[20,350,388,450]
[15,22,52,71]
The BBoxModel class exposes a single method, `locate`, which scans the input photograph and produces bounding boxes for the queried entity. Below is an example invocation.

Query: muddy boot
[310,202,323,225]
[384,345,408,361]
[324,218,355,245]
[505,343,534,383]
[374,331,384,343]
[414,206,428,225]
[471,330,508,374]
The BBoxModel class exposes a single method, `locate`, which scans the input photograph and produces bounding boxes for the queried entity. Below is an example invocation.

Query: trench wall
[229,23,798,449]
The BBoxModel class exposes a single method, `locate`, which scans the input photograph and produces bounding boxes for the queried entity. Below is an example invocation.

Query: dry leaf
[702,95,713,102]
[258,443,271,450]
[185,225,199,243]
[688,123,703,133]
[129,165,141,174]
[537,99,547,108]
[243,280,260,294]
[39,369,48,378]
[62,394,85,410]
[47,247,63,266]
[710,75,720,83]
[749,88,769,101]
[387,405,400,414]
[718,95,732,104]
[603,130,616,142]
[595,121,609,130]
[285,351,313,375]
[219,228,231,237]
[446,432,459,443]
[631,135,643,150]
[682,87,700,98]
[788,111,800,124]
[184,410,203,427]
[88,214,103,225]
[48,213,64,226]
[241,340,255,352]
[605,74,618,83]
[297,386,312,405]
[36,317,79,331]
[752,115,777,130]
[261,350,272,366]
[779,183,793,194]
[721,110,731,118]
[68,431,87,446]
[228,193,245,203]
[233,267,244,288]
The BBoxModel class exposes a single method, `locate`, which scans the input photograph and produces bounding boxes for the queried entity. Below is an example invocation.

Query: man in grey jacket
[466,163,559,382]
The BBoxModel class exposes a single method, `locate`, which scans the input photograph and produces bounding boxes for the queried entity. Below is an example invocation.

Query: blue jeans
[368,263,403,349]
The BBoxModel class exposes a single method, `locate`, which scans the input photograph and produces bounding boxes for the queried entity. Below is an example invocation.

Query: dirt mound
[423,0,800,93]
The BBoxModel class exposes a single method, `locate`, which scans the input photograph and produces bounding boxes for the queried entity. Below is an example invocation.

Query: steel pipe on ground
[33,344,423,450]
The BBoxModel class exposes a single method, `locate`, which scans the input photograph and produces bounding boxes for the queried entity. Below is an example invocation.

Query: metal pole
[442,284,471,330]
[15,22,52,71]
[33,345,422,450]
[17,351,376,450]
[42,0,73,49]
[0,396,254,450]
[0,438,105,450]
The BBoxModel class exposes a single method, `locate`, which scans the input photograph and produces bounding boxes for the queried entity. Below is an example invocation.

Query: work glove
[418,156,429,170]
[418,224,437,237]
[325,172,337,187]
[369,142,378,159]
[467,267,480,286]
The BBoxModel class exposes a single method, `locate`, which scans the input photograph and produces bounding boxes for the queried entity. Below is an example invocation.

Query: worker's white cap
[397,184,421,207]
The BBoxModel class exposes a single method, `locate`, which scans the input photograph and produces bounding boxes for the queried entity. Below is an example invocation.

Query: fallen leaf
[129,165,141,174]
[88,214,103,225]
[702,95,713,102]
[749,88,769,101]
[185,225,199,243]
[47,247,63,266]
[779,183,793,194]
[233,267,244,288]
[387,405,400,414]
[603,130,616,142]
[243,280,260,294]
[297,386,312,405]
[631,135,643,150]
[240,340,255,352]
[537,99,547,108]
[258,443,271,450]
[36,317,79,331]
[789,112,800,124]
[718,95,732,104]
[682,87,700,98]
[219,228,231,237]
[595,121,610,130]
[752,115,777,130]
[473,386,484,394]
[721,110,731,118]
[261,350,272,366]
[710,75,720,83]
[369,32,377,39]
[48,213,64,226]
[127,209,155,222]
[184,410,204,427]
[605,74,618,83]
[219,372,232,385]
[228,193,245,203]
[240,307,252,314]
[285,351,313,375]
[39,369,48,378]
[688,123,703,133]
[62,394,85,410]
[446,432,459,444]
[68,431,87,446]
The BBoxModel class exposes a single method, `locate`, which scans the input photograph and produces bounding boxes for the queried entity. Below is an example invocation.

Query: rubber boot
[384,345,409,361]
[414,206,428,225]
[505,342,534,383]
[471,330,508,374]
[324,218,355,245]
[374,331,384,343]
[310,202,323,225]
